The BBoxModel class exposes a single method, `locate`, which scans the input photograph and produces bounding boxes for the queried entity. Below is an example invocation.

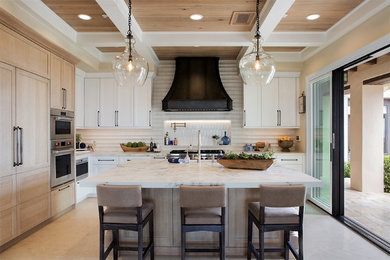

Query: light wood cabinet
[16,168,50,204]
[51,181,75,216]
[17,193,50,234]
[0,207,17,245]
[0,175,16,212]
[75,73,85,128]
[15,69,50,173]
[80,76,152,129]
[0,25,49,78]
[243,75,299,128]
[50,54,75,111]
[0,62,16,178]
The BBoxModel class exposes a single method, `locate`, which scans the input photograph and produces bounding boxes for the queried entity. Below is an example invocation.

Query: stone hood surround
[80,159,321,188]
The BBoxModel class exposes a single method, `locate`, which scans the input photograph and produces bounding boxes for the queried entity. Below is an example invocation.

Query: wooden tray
[120,144,148,152]
[217,159,274,170]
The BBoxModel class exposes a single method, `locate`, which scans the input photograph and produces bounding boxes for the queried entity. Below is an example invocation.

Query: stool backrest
[97,184,142,208]
[259,185,306,207]
[180,185,226,208]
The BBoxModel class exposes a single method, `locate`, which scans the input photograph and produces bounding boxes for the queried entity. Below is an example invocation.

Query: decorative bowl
[217,159,274,170]
[278,140,293,152]
[120,144,148,152]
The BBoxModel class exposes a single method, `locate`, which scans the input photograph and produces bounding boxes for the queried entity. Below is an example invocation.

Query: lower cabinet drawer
[17,168,50,204]
[17,193,50,234]
[51,181,75,216]
[0,206,17,246]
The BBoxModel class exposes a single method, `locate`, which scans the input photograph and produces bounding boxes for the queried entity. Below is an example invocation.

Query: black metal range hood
[162,57,233,111]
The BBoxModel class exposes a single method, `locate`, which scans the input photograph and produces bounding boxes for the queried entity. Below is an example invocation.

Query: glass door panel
[310,74,332,212]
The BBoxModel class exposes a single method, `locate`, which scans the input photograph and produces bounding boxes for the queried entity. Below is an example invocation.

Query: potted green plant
[76,134,81,149]
[217,151,274,170]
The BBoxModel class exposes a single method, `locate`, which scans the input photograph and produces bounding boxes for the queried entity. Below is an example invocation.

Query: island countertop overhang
[80,159,321,188]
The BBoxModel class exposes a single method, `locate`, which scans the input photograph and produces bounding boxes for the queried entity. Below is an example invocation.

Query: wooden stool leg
[100,228,104,260]
[113,230,119,260]
[149,212,154,260]
[247,213,253,260]
[259,228,264,260]
[284,230,289,260]
[138,225,143,260]
[298,229,304,260]
[220,226,226,260]
[181,227,186,260]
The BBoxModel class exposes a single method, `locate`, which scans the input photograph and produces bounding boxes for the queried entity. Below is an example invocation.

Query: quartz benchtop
[80,159,320,189]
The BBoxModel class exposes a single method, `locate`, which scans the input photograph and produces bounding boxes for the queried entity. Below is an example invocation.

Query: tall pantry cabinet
[0,24,55,248]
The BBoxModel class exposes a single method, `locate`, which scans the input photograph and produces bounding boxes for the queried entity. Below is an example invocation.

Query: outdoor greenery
[344,161,351,178]
[222,151,274,160]
[345,157,390,193]
[384,156,390,193]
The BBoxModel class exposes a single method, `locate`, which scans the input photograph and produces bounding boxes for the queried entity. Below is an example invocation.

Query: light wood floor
[0,198,389,260]
[345,178,390,242]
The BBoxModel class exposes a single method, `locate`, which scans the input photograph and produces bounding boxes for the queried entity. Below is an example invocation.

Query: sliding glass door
[309,74,332,213]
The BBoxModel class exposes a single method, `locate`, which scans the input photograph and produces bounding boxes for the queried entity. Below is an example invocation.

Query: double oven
[50,108,75,188]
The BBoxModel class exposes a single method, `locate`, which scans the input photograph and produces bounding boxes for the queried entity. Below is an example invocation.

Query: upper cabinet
[50,54,75,111]
[243,74,299,128]
[79,75,152,129]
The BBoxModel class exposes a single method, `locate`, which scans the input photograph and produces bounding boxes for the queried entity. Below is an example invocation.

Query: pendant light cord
[255,0,260,58]
[127,0,133,61]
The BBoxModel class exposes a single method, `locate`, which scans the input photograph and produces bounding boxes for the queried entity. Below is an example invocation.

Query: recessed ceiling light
[190,14,203,20]
[78,14,92,21]
[306,14,320,20]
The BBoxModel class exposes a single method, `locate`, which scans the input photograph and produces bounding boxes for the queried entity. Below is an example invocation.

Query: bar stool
[179,185,226,260]
[247,185,306,260]
[96,184,154,260]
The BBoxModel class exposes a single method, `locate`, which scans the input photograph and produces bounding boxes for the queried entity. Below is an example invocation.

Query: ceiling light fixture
[239,0,275,86]
[78,14,92,20]
[190,14,203,20]
[306,14,320,20]
[112,0,148,87]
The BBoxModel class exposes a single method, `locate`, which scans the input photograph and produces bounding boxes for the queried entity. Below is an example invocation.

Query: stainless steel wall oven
[50,139,75,188]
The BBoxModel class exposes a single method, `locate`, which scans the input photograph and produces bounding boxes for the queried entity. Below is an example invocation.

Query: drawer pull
[59,185,70,191]
[98,159,115,162]
[281,159,298,161]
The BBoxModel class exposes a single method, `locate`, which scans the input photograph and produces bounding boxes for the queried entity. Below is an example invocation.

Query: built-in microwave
[50,108,74,140]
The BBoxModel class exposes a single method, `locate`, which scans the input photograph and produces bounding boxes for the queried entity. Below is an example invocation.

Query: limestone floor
[344,178,390,242]
[0,198,389,260]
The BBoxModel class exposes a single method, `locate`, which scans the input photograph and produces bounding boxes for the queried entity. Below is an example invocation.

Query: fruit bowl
[278,140,293,152]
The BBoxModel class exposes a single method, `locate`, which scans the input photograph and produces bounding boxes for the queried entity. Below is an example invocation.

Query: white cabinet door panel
[84,79,100,128]
[279,77,298,127]
[261,78,279,127]
[117,85,134,127]
[75,74,84,128]
[134,79,151,127]
[99,78,116,127]
[243,84,260,127]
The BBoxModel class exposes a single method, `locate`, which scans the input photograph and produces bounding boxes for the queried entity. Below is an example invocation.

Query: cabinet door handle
[19,127,23,166]
[148,110,151,126]
[64,88,67,109]
[97,111,100,127]
[277,110,281,126]
[62,88,66,109]
[115,111,119,127]
[98,159,115,162]
[243,110,246,126]
[13,126,19,167]
[59,185,70,192]
[281,159,298,162]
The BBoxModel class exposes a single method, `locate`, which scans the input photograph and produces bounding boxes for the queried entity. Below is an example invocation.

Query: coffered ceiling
[3,0,387,71]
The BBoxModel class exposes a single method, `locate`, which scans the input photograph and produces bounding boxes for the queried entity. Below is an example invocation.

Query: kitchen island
[81,159,321,257]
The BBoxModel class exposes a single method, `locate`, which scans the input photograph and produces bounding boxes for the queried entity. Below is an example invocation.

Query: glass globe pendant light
[113,0,148,87]
[239,0,275,86]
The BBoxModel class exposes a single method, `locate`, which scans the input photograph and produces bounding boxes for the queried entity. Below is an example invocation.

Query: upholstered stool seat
[248,202,300,225]
[247,185,306,260]
[97,184,154,260]
[180,185,226,260]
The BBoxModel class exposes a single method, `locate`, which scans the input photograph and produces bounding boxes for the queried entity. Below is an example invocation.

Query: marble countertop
[80,159,320,188]
[75,151,160,157]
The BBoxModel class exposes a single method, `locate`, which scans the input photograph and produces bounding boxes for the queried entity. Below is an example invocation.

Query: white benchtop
[80,159,320,188]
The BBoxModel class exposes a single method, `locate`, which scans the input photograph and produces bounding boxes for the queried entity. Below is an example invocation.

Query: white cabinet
[79,75,152,129]
[274,153,305,173]
[84,78,100,128]
[243,74,299,128]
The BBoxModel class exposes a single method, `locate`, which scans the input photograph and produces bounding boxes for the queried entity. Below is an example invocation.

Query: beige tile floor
[345,178,390,242]
[0,198,389,260]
